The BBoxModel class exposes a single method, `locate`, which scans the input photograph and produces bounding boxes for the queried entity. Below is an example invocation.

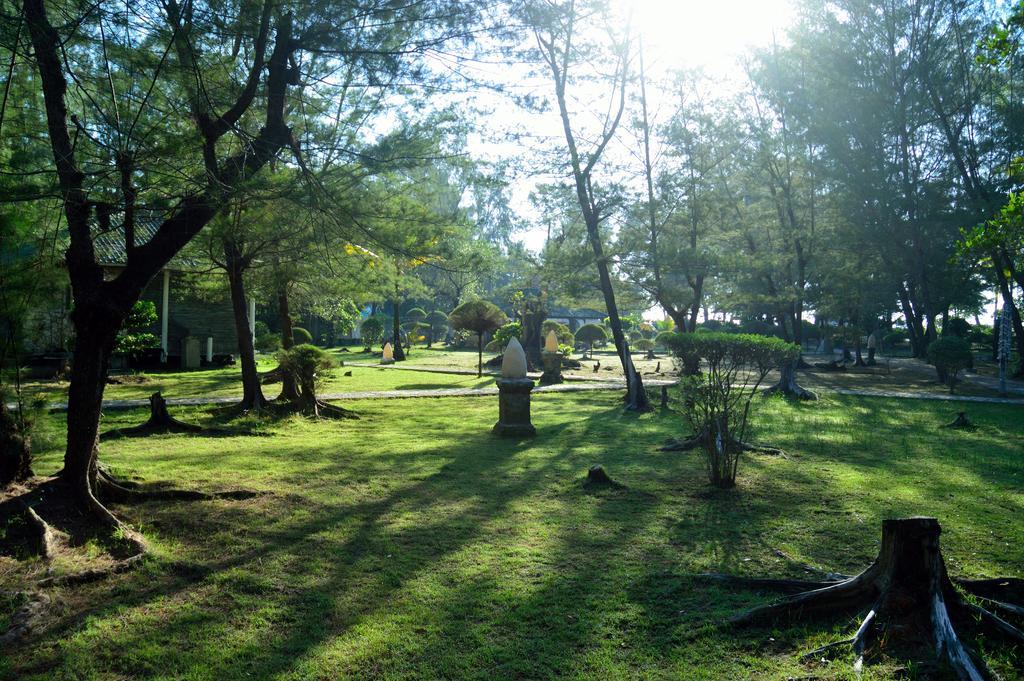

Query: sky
[478,0,800,253]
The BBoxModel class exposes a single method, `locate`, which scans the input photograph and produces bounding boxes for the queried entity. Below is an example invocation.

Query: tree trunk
[224,242,266,411]
[993,255,1024,377]
[521,301,545,371]
[476,332,483,378]
[763,358,817,400]
[276,284,300,402]
[0,395,34,487]
[392,300,406,362]
[726,518,1020,680]
[62,304,123,509]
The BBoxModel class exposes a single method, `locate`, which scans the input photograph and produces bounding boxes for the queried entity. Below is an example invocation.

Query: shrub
[541,320,574,346]
[654,331,675,347]
[115,301,160,354]
[254,320,271,338]
[492,322,523,349]
[575,323,608,356]
[426,310,449,346]
[292,326,313,345]
[255,333,281,353]
[927,337,973,393]
[942,317,971,339]
[634,338,654,352]
[449,300,509,377]
[277,344,334,401]
[663,332,800,488]
[359,316,385,348]
[558,343,574,357]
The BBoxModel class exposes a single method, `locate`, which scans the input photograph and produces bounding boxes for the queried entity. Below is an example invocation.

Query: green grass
[17,354,495,404]
[3,392,1023,679]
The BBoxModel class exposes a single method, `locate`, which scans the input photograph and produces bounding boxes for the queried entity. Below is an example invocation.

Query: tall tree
[524,0,649,410]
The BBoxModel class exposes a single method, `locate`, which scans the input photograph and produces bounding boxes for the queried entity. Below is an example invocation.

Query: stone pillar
[493,378,536,437]
[494,337,535,437]
[539,351,563,385]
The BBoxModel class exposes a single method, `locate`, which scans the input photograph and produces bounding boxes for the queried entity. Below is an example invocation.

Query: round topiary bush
[292,326,313,345]
[575,323,608,357]
[926,336,973,393]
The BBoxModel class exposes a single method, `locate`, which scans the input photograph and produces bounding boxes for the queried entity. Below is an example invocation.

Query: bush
[654,331,675,347]
[662,332,800,488]
[115,301,159,354]
[575,323,608,355]
[926,337,973,393]
[492,322,523,349]
[255,333,281,353]
[254,320,271,338]
[634,338,654,352]
[558,343,574,357]
[292,327,313,345]
[277,344,334,401]
[449,299,509,377]
[360,316,385,348]
[541,320,574,346]
[942,317,971,339]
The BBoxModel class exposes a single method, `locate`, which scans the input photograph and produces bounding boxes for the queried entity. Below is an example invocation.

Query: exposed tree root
[942,412,977,430]
[23,503,57,560]
[95,467,260,503]
[658,430,787,457]
[0,590,51,646]
[273,396,359,420]
[763,361,818,401]
[716,518,1022,679]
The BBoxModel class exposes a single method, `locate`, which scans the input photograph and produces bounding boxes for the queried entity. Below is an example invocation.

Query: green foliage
[114,301,159,354]
[492,322,523,348]
[254,321,271,338]
[277,344,335,397]
[654,331,675,348]
[541,320,574,346]
[926,337,974,393]
[663,332,800,488]
[255,333,281,353]
[360,316,386,347]
[942,317,971,339]
[291,327,313,345]
[448,300,508,336]
[558,343,575,356]
[575,323,608,346]
[633,338,654,352]
[426,310,449,344]
[406,307,427,325]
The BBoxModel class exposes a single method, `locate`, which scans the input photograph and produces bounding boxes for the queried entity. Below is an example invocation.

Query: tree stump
[942,412,977,430]
[584,465,623,489]
[718,517,1023,679]
[101,392,203,439]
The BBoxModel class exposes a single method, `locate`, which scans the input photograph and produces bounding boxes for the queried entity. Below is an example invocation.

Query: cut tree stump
[584,465,623,489]
[101,392,203,439]
[942,412,977,430]
[710,517,1023,679]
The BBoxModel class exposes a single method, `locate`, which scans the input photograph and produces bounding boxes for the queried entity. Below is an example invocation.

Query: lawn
[2,391,1023,679]
[16,354,496,405]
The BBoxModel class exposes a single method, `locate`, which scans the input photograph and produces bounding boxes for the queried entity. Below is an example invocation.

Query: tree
[8,0,483,558]
[449,300,508,377]
[575,323,607,359]
[361,316,386,351]
[276,344,355,419]
[426,310,449,347]
[663,332,798,488]
[524,0,649,411]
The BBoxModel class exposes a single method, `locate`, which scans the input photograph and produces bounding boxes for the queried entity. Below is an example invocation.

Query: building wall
[138,272,239,358]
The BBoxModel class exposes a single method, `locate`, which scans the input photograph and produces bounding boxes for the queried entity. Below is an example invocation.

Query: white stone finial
[502,337,528,378]
[382,342,393,360]
[544,330,559,352]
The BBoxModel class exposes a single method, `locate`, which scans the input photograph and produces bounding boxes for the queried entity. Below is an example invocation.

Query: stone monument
[381,342,395,365]
[539,330,564,385]
[493,337,536,437]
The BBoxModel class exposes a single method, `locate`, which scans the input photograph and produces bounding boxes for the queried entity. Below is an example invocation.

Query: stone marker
[539,330,564,386]
[494,337,535,437]
[381,342,395,365]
